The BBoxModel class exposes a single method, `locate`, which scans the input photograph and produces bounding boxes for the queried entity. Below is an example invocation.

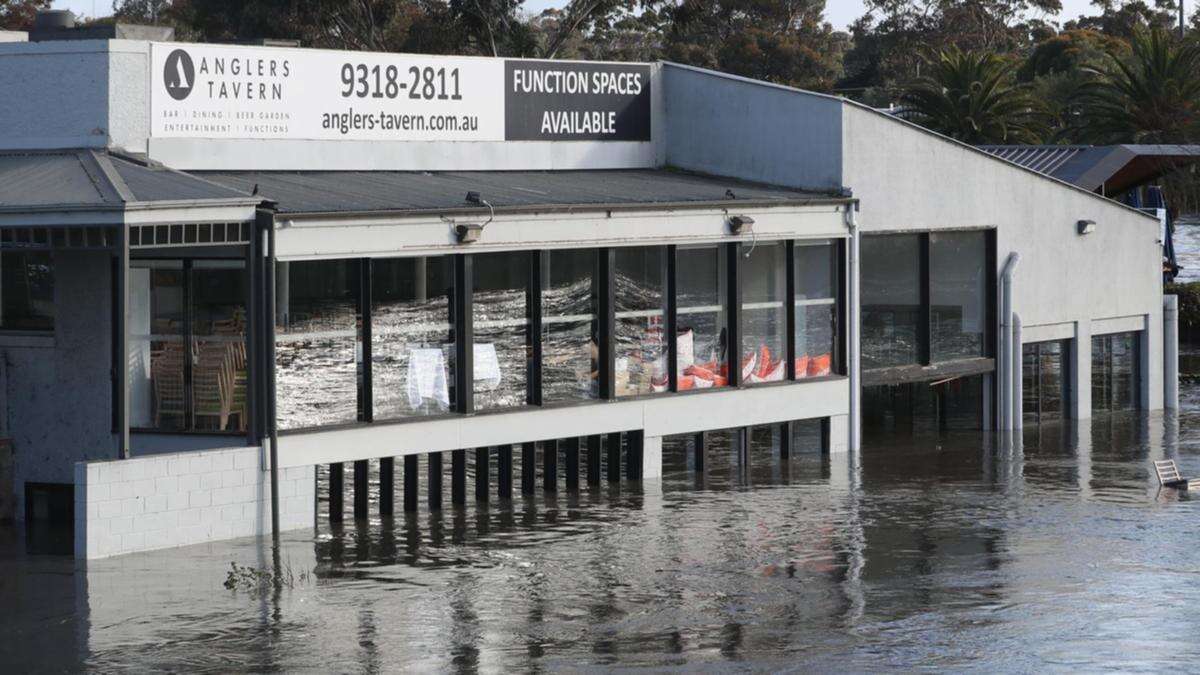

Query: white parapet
[73,446,314,560]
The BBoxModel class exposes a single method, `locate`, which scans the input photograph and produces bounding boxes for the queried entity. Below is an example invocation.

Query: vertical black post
[919,233,932,366]
[427,452,443,510]
[529,251,544,406]
[836,238,849,375]
[693,430,706,473]
[245,216,260,446]
[521,442,536,495]
[454,254,474,415]
[115,221,130,459]
[379,457,394,516]
[626,429,643,480]
[985,229,998,422]
[598,248,616,400]
[543,439,558,492]
[264,212,280,536]
[820,417,832,455]
[328,463,344,522]
[785,240,797,380]
[738,428,751,477]
[353,459,369,519]
[360,258,374,423]
[403,455,418,513]
[586,435,602,485]
[726,243,743,388]
[182,259,194,430]
[451,449,466,506]
[564,437,580,491]
[606,432,622,482]
[666,244,679,392]
[497,446,513,500]
[779,421,794,460]
[475,447,489,502]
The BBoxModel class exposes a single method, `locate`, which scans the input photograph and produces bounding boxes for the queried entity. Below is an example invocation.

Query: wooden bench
[1154,460,1190,489]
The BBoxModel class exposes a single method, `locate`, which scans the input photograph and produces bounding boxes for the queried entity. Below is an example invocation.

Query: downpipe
[998,253,1021,431]
[846,204,861,453]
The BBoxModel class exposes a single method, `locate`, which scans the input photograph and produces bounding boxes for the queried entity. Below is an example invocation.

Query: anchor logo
[163,49,194,101]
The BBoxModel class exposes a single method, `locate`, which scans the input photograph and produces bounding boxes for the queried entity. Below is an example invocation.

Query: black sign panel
[505,61,652,142]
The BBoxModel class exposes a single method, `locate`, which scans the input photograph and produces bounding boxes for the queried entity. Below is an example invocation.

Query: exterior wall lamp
[452,191,494,244]
[728,214,755,235]
[1077,219,1096,235]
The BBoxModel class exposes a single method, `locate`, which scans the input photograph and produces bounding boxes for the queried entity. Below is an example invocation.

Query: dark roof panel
[980,144,1200,194]
[198,169,838,214]
[112,159,252,203]
[0,151,109,207]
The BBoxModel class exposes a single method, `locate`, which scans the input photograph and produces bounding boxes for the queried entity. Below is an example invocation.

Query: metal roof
[0,149,253,211]
[198,169,843,215]
[979,144,1200,194]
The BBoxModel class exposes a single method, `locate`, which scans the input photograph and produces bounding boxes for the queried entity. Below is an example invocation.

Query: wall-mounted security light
[1077,219,1096,235]
[454,222,484,244]
[728,215,755,235]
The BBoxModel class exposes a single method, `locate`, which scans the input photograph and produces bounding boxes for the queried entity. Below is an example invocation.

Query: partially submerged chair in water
[1154,460,1190,489]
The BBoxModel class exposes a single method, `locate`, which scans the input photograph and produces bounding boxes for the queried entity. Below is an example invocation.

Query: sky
[52,0,1119,30]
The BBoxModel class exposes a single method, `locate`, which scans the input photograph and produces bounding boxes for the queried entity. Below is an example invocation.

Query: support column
[403,455,418,513]
[543,439,558,492]
[1165,295,1179,411]
[497,446,513,499]
[626,430,644,480]
[827,415,849,454]
[427,452,443,511]
[736,427,750,476]
[328,463,344,522]
[353,459,369,519]
[451,449,466,506]
[563,437,580,491]
[779,421,794,459]
[379,457,394,516]
[521,442,536,495]
[642,435,663,480]
[475,447,489,502]
[1072,320,1092,420]
[693,431,706,473]
[586,435,602,485]
[606,432,621,482]
[116,223,130,459]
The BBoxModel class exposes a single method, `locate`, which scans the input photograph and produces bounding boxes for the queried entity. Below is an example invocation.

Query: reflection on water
[4,400,1200,669]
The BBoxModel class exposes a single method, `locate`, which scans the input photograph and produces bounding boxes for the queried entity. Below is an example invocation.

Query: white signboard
[150,42,652,143]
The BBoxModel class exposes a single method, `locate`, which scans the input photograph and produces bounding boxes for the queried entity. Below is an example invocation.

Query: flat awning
[198,168,846,216]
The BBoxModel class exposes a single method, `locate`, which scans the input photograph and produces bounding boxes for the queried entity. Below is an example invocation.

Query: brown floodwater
[3,376,1200,671]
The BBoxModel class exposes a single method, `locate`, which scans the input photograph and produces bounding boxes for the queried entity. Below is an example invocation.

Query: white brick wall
[74,446,314,560]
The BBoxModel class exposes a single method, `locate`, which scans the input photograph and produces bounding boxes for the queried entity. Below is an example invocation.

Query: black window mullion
[245,219,260,445]
[528,251,545,406]
[726,243,742,388]
[836,239,848,376]
[666,245,679,392]
[183,258,194,430]
[359,257,373,423]
[454,254,474,415]
[918,233,931,366]
[598,248,616,400]
[785,240,796,380]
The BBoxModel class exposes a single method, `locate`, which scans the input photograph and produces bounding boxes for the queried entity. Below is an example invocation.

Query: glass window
[191,261,247,431]
[1092,332,1139,412]
[861,234,921,370]
[615,247,668,397]
[276,259,361,430]
[795,241,837,379]
[0,250,54,331]
[130,261,185,431]
[542,250,598,403]
[372,256,455,419]
[473,252,531,411]
[741,241,787,385]
[1023,340,1068,425]
[676,245,728,390]
[931,231,987,360]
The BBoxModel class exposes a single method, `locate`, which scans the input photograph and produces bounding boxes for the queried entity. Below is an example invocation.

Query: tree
[1069,27,1200,143]
[899,46,1051,143]
[1,0,50,31]
[1065,0,1180,39]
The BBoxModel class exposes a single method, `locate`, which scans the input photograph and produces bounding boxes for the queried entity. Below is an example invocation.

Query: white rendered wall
[73,445,314,559]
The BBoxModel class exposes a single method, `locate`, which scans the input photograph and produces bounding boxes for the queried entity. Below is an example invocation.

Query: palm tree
[899,46,1050,144]
[1070,28,1200,144]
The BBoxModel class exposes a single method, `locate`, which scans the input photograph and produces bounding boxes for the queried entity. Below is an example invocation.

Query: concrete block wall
[74,446,314,560]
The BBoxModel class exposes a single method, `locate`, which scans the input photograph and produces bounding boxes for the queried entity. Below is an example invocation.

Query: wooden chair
[151,351,185,427]
[1154,459,1190,489]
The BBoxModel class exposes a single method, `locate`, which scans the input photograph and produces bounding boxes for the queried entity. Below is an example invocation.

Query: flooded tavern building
[0,18,1173,559]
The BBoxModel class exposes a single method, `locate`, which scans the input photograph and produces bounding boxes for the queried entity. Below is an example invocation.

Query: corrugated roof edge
[659,61,1158,222]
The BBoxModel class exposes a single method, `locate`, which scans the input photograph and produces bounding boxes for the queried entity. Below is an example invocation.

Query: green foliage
[899,46,1051,143]
[0,0,49,31]
[1069,28,1200,143]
